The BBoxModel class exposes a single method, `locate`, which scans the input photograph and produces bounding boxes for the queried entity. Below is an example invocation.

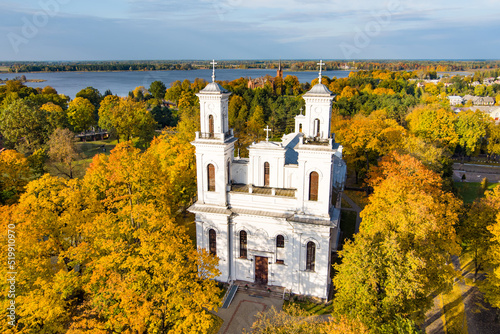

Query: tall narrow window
[208,115,214,137]
[309,171,319,201]
[209,229,216,256]
[314,118,320,137]
[264,162,270,187]
[276,235,284,264]
[227,160,231,185]
[207,164,215,192]
[240,230,247,259]
[306,241,315,271]
[299,123,303,132]
[276,235,284,248]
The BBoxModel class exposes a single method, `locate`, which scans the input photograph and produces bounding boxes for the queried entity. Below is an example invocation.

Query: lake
[0,69,351,98]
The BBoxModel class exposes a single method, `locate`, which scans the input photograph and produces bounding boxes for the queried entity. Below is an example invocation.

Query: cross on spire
[264,125,272,142]
[317,59,325,82]
[210,59,217,82]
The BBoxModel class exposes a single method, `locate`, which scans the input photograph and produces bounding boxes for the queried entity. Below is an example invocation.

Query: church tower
[276,59,283,79]
[295,60,335,139]
[193,60,236,207]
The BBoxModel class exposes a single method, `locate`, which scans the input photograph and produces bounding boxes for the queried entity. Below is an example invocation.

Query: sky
[0,0,499,61]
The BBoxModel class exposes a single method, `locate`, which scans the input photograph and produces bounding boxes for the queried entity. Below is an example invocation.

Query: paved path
[422,296,445,334]
[341,192,363,233]
[215,291,284,334]
[451,256,500,334]
[453,163,500,183]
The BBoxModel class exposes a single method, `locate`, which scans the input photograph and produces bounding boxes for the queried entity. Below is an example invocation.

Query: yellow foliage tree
[334,153,461,328]
[0,150,31,204]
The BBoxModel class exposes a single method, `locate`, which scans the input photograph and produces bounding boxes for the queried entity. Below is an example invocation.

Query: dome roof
[304,83,333,96]
[199,82,228,94]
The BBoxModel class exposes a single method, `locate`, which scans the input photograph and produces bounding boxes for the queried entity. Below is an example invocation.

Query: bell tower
[295,60,335,140]
[193,60,236,207]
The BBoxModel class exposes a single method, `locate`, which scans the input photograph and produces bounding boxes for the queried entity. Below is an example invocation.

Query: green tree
[149,80,167,101]
[67,97,96,133]
[76,86,102,111]
[0,99,49,152]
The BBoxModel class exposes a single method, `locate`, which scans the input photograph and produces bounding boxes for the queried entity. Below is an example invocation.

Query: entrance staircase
[234,280,286,299]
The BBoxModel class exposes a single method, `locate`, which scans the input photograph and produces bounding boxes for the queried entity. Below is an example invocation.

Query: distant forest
[1,59,500,73]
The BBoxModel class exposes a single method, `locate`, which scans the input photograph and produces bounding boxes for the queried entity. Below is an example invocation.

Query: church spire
[317,59,325,83]
[211,59,217,82]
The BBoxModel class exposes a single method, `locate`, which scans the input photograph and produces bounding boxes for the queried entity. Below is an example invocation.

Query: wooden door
[254,256,268,285]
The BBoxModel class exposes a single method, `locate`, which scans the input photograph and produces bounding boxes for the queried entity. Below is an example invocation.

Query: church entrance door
[254,256,268,285]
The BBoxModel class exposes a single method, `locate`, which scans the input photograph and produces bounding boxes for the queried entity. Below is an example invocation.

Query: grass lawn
[454,182,499,203]
[283,299,334,315]
[340,210,357,242]
[77,139,118,159]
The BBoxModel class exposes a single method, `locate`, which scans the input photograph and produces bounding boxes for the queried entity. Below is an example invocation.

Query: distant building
[448,96,463,106]
[247,61,283,89]
[462,95,495,106]
[455,106,500,123]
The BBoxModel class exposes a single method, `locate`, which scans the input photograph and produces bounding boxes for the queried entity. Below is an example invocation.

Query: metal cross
[211,59,217,82]
[264,125,272,142]
[317,59,325,82]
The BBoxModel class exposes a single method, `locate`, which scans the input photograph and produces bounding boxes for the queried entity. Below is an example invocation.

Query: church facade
[188,61,346,299]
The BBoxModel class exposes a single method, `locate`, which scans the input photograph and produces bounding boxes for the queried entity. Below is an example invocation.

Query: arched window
[309,171,319,201]
[314,118,320,137]
[264,162,270,187]
[299,123,303,132]
[209,229,216,256]
[276,235,284,248]
[207,164,215,192]
[208,115,214,137]
[306,241,315,271]
[240,230,247,259]
[276,235,284,264]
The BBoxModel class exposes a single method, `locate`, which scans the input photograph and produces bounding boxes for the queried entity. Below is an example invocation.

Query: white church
[189,61,346,299]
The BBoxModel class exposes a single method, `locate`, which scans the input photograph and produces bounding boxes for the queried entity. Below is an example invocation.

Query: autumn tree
[334,153,461,329]
[480,186,500,313]
[67,97,96,133]
[1,142,219,333]
[334,113,406,183]
[405,105,458,149]
[456,109,489,158]
[487,122,500,160]
[458,186,500,281]
[40,102,68,130]
[47,128,82,179]
[66,143,220,332]
[246,105,266,143]
[0,175,89,333]
[0,150,31,204]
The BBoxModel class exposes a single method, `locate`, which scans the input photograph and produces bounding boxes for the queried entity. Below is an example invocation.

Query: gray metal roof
[199,82,229,94]
[304,83,333,96]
